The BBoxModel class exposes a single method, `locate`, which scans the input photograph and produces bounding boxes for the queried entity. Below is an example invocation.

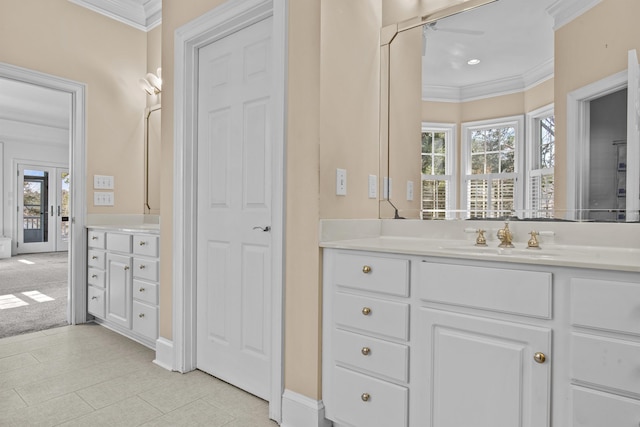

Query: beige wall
[0,0,148,215]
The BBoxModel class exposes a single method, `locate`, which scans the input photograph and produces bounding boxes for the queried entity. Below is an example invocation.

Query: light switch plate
[94,192,114,206]
[368,175,377,199]
[407,180,414,201]
[94,175,114,190]
[336,168,347,196]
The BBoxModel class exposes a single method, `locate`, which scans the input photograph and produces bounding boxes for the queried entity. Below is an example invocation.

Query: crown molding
[546,0,602,30]
[423,58,554,103]
[68,0,161,32]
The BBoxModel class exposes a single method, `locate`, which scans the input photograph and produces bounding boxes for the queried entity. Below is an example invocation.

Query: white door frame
[566,70,627,219]
[0,62,87,325]
[173,0,286,422]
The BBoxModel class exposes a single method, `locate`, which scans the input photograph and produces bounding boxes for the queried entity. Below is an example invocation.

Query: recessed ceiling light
[467,59,481,65]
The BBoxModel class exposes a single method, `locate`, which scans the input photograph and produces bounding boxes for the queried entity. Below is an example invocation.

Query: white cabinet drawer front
[133,279,158,305]
[332,366,408,427]
[334,292,409,340]
[571,277,640,335]
[88,268,105,288]
[88,230,105,249]
[106,233,132,253]
[572,386,640,427]
[133,235,159,257]
[132,300,158,340]
[334,253,409,297]
[88,286,105,319]
[572,333,640,395]
[419,261,552,319]
[88,250,105,269]
[133,258,158,282]
[333,329,408,382]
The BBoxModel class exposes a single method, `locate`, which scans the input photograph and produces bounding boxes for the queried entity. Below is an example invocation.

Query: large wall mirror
[380,0,640,222]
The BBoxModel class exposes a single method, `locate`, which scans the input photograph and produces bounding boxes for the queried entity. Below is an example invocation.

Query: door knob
[362,265,372,274]
[253,226,271,232]
[534,352,546,364]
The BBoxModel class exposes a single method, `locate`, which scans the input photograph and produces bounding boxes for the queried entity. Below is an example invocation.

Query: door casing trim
[0,62,87,325]
[173,0,286,422]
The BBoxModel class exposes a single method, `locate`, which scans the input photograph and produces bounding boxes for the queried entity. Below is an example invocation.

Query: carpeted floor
[0,252,68,338]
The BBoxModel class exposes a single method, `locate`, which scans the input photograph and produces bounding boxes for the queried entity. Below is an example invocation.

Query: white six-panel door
[196,16,273,400]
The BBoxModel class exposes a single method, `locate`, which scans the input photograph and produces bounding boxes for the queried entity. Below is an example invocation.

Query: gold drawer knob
[362,265,372,274]
[91,236,98,240]
[139,313,145,318]
[92,256,98,260]
[91,274,98,279]
[91,296,98,300]
[361,347,371,356]
[139,287,145,292]
[361,307,371,316]
[124,266,130,271]
[534,352,546,364]
[361,393,370,402]
[139,265,146,270]
[139,241,146,246]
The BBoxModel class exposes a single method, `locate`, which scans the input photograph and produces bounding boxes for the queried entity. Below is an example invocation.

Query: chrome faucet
[497,222,514,248]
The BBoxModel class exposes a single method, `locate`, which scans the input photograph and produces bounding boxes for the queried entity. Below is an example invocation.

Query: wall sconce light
[140,67,162,95]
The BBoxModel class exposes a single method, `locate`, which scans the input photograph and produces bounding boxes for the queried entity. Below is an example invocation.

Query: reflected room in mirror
[381,0,640,222]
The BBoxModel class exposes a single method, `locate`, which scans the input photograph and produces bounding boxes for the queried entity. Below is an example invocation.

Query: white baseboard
[153,337,174,371]
[281,389,331,427]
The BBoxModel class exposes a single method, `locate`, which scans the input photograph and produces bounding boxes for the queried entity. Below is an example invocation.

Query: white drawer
[87,250,105,269]
[133,258,159,282]
[572,333,640,395]
[571,277,640,335]
[333,329,408,382]
[106,233,132,253]
[334,253,409,297]
[332,366,408,427]
[572,386,640,427]
[334,292,409,341]
[88,286,105,319]
[88,230,105,249]
[133,279,158,305]
[419,261,552,319]
[133,234,159,257]
[132,300,158,340]
[88,267,105,288]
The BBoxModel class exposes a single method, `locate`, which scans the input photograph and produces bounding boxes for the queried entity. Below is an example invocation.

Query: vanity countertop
[319,219,640,273]
[87,224,160,234]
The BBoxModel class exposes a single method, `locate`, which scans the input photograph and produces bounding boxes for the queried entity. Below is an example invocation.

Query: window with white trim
[421,123,456,219]
[526,105,555,218]
[461,116,524,218]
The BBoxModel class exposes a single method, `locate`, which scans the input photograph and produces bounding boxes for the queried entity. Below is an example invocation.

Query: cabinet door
[106,253,132,329]
[415,308,551,427]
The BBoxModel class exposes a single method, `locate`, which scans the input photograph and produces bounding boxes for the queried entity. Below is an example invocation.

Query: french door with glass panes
[17,164,70,253]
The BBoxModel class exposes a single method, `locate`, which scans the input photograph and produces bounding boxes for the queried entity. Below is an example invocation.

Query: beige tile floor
[0,323,279,426]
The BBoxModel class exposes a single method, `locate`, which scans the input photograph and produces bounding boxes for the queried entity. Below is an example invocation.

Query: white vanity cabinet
[415,261,552,427]
[323,249,554,427]
[570,276,640,426]
[87,227,159,349]
[323,251,411,427]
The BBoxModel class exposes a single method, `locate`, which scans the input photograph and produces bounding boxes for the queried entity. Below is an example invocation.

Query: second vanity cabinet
[322,247,640,427]
[88,227,159,348]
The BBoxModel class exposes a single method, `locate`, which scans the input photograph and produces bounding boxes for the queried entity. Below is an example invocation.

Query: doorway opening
[0,62,88,336]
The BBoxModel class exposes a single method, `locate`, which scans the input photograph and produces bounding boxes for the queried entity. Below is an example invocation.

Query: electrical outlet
[368,175,377,199]
[407,181,414,201]
[336,168,347,196]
